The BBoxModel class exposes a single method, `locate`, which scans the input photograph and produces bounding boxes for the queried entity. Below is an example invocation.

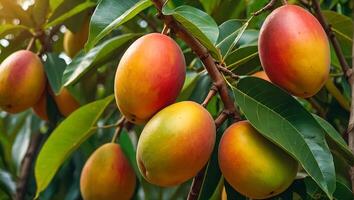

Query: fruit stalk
[151,0,241,199]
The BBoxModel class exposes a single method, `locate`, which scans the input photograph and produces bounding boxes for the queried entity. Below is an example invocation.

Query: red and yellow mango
[114,33,186,124]
[218,121,298,199]
[258,5,330,98]
[33,87,80,120]
[0,50,46,113]
[80,143,136,200]
[137,101,215,186]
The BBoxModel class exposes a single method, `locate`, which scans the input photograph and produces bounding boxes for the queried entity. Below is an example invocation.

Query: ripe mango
[80,143,136,200]
[252,71,270,82]
[53,88,80,117]
[32,87,80,120]
[218,121,298,199]
[0,50,45,113]
[137,101,215,186]
[63,19,89,58]
[114,33,186,124]
[258,5,330,98]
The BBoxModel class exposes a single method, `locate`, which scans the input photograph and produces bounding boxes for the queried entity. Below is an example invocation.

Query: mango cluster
[80,4,328,199]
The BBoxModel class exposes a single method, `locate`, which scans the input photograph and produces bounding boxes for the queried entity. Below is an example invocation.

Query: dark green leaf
[233,77,336,198]
[177,71,200,101]
[313,115,354,165]
[119,131,141,180]
[34,95,114,197]
[86,0,152,50]
[323,11,352,57]
[225,45,260,75]
[217,19,250,58]
[63,33,139,87]
[162,5,220,60]
[44,53,67,94]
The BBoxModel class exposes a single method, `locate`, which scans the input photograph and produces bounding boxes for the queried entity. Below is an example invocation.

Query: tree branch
[311,0,351,75]
[201,86,218,107]
[151,0,242,199]
[15,133,44,200]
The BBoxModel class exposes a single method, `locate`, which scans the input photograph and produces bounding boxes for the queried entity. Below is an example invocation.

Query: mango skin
[32,88,80,120]
[0,50,46,113]
[53,88,80,117]
[137,101,215,186]
[218,121,298,199]
[80,143,136,200]
[114,33,186,124]
[32,91,48,120]
[63,19,89,58]
[252,71,271,82]
[258,5,330,98]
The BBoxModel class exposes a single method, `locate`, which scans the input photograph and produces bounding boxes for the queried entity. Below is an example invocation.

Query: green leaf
[233,77,336,198]
[314,115,354,165]
[63,33,139,87]
[86,0,152,50]
[45,1,96,28]
[34,95,114,197]
[49,0,65,11]
[322,11,352,57]
[162,5,221,60]
[177,71,200,101]
[44,53,67,94]
[217,19,250,58]
[0,24,29,37]
[198,128,224,200]
[225,45,260,75]
[32,0,49,27]
[119,131,141,180]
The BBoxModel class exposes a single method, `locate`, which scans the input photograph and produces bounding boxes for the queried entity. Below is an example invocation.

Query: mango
[218,121,298,199]
[32,87,80,120]
[80,143,136,200]
[53,88,80,117]
[258,5,330,98]
[63,19,89,58]
[0,50,45,113]
[252,71,270,82]
[137,101,215,186]
[114,33,186,124]
[33,90,48,120]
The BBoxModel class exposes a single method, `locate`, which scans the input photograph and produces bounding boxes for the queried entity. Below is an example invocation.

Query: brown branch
[311,0,351,75]
[151,1,242,199]
[217,65,239,80]
[201,86,218,107]
[15,133,44,200]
